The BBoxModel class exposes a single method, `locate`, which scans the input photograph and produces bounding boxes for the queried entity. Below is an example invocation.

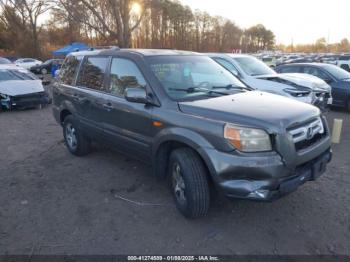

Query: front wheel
[168,148,210,218]
[63,115,90,156]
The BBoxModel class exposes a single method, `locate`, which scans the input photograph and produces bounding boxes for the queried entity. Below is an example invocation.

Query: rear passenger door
[74,56,110,136]
[100,57,153,161]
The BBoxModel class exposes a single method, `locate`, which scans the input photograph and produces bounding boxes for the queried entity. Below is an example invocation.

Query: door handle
[72,94,87,103]
[102,102,114,111]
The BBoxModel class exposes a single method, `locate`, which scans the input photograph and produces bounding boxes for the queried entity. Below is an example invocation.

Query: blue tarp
[52,42,90,56]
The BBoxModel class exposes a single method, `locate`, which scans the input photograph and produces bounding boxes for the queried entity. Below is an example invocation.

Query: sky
[179,0,350,45]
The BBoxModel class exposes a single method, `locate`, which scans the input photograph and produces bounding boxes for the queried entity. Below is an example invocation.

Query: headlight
[224,124,272,152]
[283,88,311,97]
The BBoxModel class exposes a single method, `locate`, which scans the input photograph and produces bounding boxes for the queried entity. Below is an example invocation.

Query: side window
[108,58,147,97]
[214,58,239,75]
[303,67,328,80]
[77,57,109,90]
[279,66,300,73]
[59,55,83,85]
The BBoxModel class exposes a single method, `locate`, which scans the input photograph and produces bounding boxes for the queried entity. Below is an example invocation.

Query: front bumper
[1,92,50,110]
[204,147,332,201]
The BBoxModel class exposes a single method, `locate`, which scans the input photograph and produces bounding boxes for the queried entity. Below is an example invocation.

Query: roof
[0,64,28,70]
[52,42,90,56]
[277,63,329,67]
[69,48,199,57]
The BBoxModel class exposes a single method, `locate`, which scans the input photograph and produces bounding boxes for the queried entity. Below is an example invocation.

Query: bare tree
[0,0,52,56]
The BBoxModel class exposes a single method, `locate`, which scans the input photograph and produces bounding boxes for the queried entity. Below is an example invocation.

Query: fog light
[248,190,270,199]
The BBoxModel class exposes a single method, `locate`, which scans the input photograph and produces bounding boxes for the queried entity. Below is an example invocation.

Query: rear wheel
[63,115,90,156]
[41,68,47,75]
[168,148,210,218]
[340,64,350,72]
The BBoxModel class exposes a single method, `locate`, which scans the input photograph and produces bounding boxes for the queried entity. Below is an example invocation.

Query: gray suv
[52,48,332,218]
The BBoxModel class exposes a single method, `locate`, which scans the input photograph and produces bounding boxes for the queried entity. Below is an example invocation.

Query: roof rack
[89,46,120,51]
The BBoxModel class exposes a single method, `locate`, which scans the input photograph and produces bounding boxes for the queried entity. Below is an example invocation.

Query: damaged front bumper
[1,91,50,110]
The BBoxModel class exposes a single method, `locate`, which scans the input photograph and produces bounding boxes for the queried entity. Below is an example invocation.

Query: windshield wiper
[212,84,253,91]
[169,86,230,96]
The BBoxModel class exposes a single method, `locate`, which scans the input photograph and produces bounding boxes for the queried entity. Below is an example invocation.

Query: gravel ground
[0,106,349,255]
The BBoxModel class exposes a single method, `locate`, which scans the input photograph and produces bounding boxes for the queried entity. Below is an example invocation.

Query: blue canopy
[52,42,90,56]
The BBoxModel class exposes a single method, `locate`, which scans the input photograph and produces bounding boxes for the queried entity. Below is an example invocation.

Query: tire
[63,115,90,156]
[168,148,210,218]
[41,68,47,75]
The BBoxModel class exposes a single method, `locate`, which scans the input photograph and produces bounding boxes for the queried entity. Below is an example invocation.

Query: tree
[0,0,52,56]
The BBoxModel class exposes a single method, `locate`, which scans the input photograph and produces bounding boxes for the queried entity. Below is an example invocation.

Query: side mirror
[125,87,149,104]
[324,78,333,84]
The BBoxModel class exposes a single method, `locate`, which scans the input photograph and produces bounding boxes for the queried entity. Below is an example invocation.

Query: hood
[256,73,331,92]
[0,80,44,96]
[179,91,320,132]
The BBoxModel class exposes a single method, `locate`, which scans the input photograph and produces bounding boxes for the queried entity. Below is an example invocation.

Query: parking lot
[0,106,349,255]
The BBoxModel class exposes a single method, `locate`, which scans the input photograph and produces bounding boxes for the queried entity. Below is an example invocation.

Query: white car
[15,58,42,69]
[0,65,49,110]
[207,53,332,109]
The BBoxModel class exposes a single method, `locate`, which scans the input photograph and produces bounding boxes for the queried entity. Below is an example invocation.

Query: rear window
[59,55,83,85]
[339,55,350,61]
[76,56,109,90]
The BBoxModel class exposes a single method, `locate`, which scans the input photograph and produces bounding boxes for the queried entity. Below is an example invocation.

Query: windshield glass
[0,69,37,81]
[231,55,276,76]
[147,55,247,101]
[323,64,350,80]
[0,58,11,64]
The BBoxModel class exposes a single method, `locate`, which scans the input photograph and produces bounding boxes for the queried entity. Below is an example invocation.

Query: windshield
[231,56,276,76]
[323,64,350,80]
[0,58,11,64]
[0,69,37,81]
[147,55,247,101]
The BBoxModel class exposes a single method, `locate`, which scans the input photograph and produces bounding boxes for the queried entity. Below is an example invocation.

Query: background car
[0,64,49,110]
[15,58,42,69]
[276,63,350,111]
[207,53,332,109]
[0,57,12,64]
[30,59,64,75]
[336,54,350,72]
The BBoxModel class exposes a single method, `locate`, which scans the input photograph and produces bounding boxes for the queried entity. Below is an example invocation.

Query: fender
[152,127,218,180]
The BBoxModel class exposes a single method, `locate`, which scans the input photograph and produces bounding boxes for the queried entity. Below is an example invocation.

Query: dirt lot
[0,106,349,255]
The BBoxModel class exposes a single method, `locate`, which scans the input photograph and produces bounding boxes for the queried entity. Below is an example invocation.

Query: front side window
[279,66,300,73]
[76,57,109,90]
[59,55,83,85]
[230,55,276,76]
[303,67,329,80]
[147,55,246,101]
[108,58,147,97]
[214,58,239,75]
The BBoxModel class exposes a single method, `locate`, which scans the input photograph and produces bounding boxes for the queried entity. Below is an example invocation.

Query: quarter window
[77,57,109,90]
[59,55,83,85]
[108,58,147,97]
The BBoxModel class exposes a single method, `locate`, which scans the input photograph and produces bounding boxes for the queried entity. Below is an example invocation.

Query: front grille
[288,117,327,151]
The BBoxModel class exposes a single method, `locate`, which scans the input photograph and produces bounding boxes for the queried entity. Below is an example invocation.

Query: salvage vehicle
[30,59,64,75]
[208,53,332,110]
[277,63,350,111]
[53,48,332,218]
[0,65,50,110]
[15,58,42,69]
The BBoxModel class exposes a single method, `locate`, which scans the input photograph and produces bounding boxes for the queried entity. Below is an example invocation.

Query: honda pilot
[52,48,332,218]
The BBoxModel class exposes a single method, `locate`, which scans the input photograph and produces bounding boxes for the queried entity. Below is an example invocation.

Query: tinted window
[77,57,109,90]
[339,55,350,61]
[59,55,83,85]
[108,58,146,97]
[279,66,300,73]
[303,67,329,80]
